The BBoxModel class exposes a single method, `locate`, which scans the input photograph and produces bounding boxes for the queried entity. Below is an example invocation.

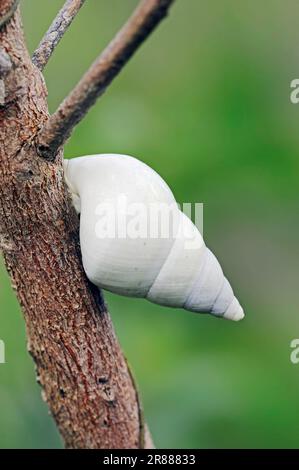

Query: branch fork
[34,0,175,161]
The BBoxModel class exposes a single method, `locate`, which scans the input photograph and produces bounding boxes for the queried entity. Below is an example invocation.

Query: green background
[1,0,299,448]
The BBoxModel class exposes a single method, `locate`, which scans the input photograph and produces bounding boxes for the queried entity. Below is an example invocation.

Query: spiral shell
[64,154,244,321]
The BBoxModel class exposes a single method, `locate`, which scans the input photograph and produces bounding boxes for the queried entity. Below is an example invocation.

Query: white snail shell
[64,154,244,321]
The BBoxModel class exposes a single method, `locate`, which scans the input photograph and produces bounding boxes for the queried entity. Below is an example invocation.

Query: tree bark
[0,7,151,449]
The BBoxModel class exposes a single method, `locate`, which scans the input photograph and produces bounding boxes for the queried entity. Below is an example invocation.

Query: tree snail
[63,154,244,321]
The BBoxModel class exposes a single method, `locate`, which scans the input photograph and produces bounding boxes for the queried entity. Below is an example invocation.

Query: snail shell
[64,154,244,321]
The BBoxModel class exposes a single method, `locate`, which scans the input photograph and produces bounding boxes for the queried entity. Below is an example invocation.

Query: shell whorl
[64,154,244,321]
[146,212,244,321]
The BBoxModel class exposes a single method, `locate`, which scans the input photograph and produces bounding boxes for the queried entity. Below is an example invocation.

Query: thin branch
[36,0,175,160]
[32,0,86,71]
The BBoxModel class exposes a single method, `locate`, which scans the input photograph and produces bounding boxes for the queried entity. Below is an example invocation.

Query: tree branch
[0,6,154,449]
[36,0,175,160]
[32,0,86,71]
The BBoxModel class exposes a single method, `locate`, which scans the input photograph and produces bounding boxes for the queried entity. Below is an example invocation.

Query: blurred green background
[1,0,299,448]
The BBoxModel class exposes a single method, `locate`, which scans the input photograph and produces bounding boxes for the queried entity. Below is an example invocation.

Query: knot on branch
[35,137,59,162]
[36,143,53,161]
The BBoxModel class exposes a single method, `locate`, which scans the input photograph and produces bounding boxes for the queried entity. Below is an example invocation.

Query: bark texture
[0,8,149,449]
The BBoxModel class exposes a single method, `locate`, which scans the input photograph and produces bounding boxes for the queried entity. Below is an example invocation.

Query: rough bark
[0,7,152,449]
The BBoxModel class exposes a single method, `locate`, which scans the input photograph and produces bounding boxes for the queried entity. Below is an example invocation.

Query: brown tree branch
[0,5,156,449]
[36,0,175,161]
[32,0,86,71]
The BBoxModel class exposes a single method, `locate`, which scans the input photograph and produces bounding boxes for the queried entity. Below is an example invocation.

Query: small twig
[36,0,175,161]
[32,0,86,71]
